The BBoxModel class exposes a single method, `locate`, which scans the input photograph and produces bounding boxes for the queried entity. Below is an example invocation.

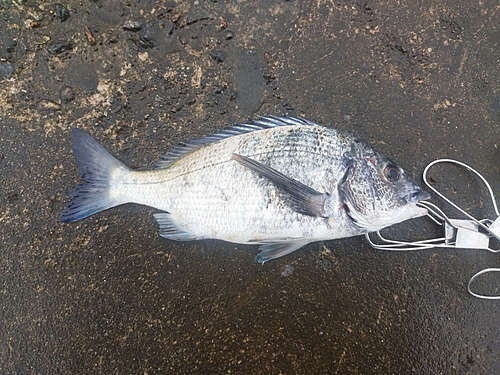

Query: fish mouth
[407,190,431,205]
[339,185,432,230]
[405,189,431,220]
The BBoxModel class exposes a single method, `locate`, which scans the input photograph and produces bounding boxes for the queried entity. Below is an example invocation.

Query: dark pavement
[1,1,500,373]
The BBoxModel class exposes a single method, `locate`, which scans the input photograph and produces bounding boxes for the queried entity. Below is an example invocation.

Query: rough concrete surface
[1,0,500,374]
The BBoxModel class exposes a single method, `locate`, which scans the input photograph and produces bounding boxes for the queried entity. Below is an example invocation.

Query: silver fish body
[60,116,430,263]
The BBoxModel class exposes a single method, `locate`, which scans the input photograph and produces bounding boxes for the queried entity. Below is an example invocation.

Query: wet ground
[1,0,500,373]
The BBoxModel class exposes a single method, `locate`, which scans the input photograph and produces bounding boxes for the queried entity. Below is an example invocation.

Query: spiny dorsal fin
[154,116,319,169]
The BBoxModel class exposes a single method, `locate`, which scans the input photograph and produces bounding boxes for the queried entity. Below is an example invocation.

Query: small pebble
[47,42,73,55]
[84,26,96,45]
[162,20,174,35]
[171,13,181,23]
[164,1,177,12]
[5,39,17,53]
[54,4,70,22]
[139,23,159,48]
[107,34,119,44]
[123,20,142,32]
[209,50,226,63]
[0,63,16,79]
[60,86,75,103]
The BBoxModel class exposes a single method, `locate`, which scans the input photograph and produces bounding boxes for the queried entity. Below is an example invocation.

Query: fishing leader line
[367,159,500,300]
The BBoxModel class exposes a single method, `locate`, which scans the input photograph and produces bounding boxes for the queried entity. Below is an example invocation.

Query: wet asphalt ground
[1,0,500,374]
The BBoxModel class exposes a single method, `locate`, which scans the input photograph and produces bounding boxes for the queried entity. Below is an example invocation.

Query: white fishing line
[366,159,500,300]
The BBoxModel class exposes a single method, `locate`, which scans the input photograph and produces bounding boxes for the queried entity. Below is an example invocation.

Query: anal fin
[256,240,310,264]
[153,213,198,241]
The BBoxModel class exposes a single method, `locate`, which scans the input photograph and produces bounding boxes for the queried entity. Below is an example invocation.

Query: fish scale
[60,116,430,263]
[155,129,338,237]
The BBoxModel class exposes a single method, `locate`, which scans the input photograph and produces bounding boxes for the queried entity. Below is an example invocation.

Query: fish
[60,116,430,263]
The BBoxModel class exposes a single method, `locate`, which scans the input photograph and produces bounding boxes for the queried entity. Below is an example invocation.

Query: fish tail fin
[60,129,130,223]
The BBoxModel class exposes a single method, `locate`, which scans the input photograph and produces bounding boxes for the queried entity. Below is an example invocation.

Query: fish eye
[384,164,400,182]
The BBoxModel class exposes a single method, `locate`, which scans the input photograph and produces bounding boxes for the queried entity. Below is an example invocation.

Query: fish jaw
[343,198,428,233]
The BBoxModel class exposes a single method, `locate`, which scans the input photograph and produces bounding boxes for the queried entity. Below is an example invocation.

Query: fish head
[339,148,430,232]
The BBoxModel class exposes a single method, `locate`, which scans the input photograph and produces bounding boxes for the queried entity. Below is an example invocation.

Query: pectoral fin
[256,240,311,264]
[232,153,331,217]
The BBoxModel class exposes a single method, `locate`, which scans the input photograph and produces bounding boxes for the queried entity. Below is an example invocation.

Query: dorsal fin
[154,116,319,169]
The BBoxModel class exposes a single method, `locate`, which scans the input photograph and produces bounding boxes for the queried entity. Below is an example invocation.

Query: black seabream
[60,116,430,263]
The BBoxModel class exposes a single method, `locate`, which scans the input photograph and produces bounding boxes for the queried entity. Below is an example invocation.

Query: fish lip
[408,190,431,204]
